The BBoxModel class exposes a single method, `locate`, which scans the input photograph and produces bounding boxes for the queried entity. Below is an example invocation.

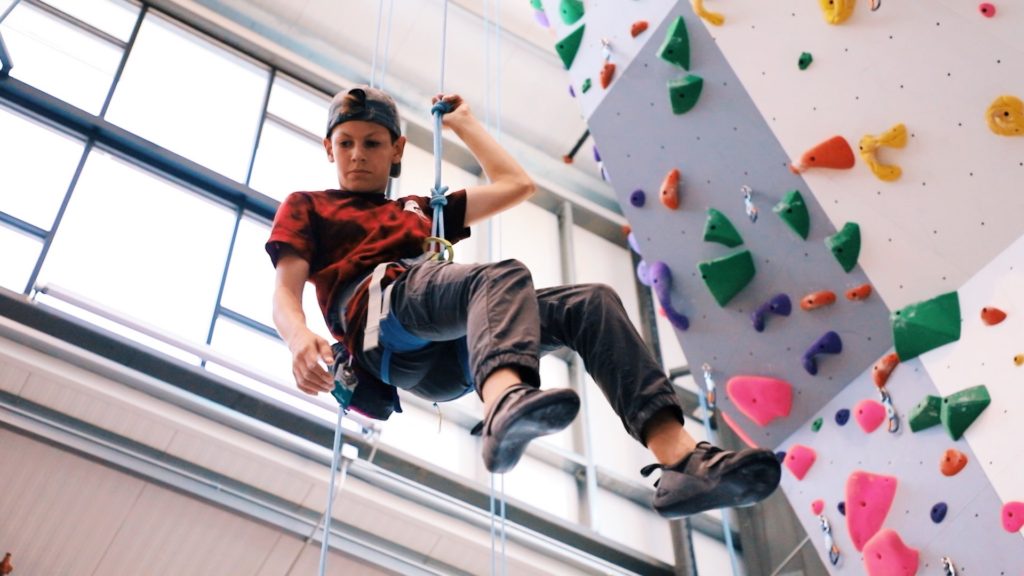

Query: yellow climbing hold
[986,95,1024,136]
[693,0,724,26]
[1015,354,1023,366]
[859,123,907,182]
[819,0,855,24]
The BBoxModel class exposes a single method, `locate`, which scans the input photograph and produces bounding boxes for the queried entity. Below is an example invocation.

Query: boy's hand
[288,329,335,395]
[432,93,474,131]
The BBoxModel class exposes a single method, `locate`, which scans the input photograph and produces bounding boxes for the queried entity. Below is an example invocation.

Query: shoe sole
[656,450,782,518]
[485,390,580,474]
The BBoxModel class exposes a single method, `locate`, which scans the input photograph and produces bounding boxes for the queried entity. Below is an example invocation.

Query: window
[35,148,236,343]
[266,74,330,137]
[248,120,337,201]
[0,224,41,293]
[37,0,140,42]
[0,103,85,229]
[104,13,269,181]
[497,201,561,288]
[0,1,124,114]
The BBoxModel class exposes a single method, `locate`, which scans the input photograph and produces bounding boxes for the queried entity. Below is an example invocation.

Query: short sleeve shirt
[265,189,471,349]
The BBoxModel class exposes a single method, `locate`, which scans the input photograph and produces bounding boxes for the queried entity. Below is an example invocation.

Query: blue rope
[429,100,452,246]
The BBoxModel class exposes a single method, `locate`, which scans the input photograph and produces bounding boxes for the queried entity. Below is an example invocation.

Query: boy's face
[323,120,405,193]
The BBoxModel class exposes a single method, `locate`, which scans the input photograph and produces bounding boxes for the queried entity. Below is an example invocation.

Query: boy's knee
[585,283,620,305]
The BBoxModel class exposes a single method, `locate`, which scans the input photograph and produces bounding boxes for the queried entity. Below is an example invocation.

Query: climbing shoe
[640,441,781,518]
[473,384,580,474]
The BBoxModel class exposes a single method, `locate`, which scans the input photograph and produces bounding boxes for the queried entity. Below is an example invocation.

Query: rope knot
[431,101,454,116]
[430,187,449,208]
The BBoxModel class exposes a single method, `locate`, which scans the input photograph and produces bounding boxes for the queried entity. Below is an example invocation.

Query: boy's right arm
[272,251,335,395]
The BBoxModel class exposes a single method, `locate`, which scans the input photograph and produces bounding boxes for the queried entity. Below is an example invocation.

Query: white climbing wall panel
[543,0,1024,574]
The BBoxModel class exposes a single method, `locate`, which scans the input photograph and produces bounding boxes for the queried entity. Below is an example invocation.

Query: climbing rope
[318,408,347,576]
[423,0,455,260]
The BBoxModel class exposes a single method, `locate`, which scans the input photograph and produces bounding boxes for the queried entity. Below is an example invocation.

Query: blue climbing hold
[835,408,851,426]
[751,293,792,332]
[837,501,846,516]
[931,502,948,523]
[630,189,646,207]
[775,451,787,463]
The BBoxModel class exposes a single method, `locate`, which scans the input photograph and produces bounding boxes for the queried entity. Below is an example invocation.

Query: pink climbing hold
[1003,501,1024,532]
[811,499,825,515]
[785,444,817,481]
[862,529,920,576]
[846,470,898,551]
[720,411,759,449]
[979,3,996,17]
[855,399,887,433]
[726,375,794,426]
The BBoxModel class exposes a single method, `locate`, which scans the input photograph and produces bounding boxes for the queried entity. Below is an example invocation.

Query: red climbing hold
[725,375,794,426]
[846,283,873,301]
[872,352,900,388]
[660,168,681,210]
[630,20,649,37]
[862,529,919,576]
[789,135,856,174]
[600,62,616,89]
[812,499,825,515]
[855,399,887,433]
[801,290,837,311]
[981,306,1007,326]
[846,470,898,551]
[979,3,996,17]
[1003,501,1024,532]
[785,444,817,480]
[940,449,968,476]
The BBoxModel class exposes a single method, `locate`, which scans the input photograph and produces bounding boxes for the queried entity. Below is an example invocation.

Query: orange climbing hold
[872,352,900,388]
[940,449,968,476]
[789,135,856,174]
[862,529,919,576]
[846,283,872,301]
[981,306,1007,326]
[630,20,649,38]
[846,470,898,551]
[801,290,837,311]
[660,168,681,210]
[600,62,616,89]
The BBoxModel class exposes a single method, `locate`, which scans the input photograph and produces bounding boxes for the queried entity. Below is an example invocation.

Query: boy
[266,85,781,517]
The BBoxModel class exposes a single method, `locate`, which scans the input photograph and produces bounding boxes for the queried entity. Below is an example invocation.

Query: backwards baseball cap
[326,85,403,177]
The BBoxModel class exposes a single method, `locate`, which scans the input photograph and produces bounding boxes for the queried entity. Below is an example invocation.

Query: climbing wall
[540,0,1024,574]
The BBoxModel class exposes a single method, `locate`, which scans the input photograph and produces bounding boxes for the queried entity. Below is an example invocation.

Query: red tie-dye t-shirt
[265,189,471,349]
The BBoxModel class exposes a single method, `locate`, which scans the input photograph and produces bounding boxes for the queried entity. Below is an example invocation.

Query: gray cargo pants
[355,258,685,444]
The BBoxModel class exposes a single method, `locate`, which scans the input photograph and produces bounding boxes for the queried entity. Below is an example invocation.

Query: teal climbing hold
[555,25,585,70]
[698,250,756,307]
[703,208,744,247]
[825,222,860,272]
[668,74,703,115]
[891,291,961,361]
[581,78,592,93]
[530,0,543,9]
[940,385,990,441]
[798,52,814,70]
[909,394,942,432]
[658,16,691,70]
[773,190,810,239]
[559,0,584,25]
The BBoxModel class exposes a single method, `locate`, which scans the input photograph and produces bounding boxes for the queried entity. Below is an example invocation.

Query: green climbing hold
[812,417,823,432]
[668,74,703,115]
[825,222,860,273]
[698,250,756,307]
[555,25,585,70]
[703,208,744,247]
[530,0,543,9]
[891,291,961,361]
[940,385,990,441]
[798,52,813,70]
[909,394,942,432]
[559,0,584,25]
[581,78,592,93]
[773,190,810,239]
[658,16,691,70]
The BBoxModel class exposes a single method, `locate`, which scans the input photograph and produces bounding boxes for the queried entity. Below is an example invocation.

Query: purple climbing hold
[630,189,646,207]
[568,84,576,98]
[636,260,652,286]
[534,9,550,28]
[751,293,792,332]
[775,451,787,463]
[931,502,948,523]
[802,331,843,375]
[838,501,846,516]
[593,145,601,162]
[836,408,851,426]
[649,261,689,331]
[627,232,641,254]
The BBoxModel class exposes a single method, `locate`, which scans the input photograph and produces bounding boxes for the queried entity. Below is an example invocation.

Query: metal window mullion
[0,209,46,239]
[203,206,243,362]
[23,0,128,48]
[99,2,147,119]
[0,0,23,24]
[23,140,92,295]
[218,306,280,341]
[245,68,275,187]
[557,200,599,530]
